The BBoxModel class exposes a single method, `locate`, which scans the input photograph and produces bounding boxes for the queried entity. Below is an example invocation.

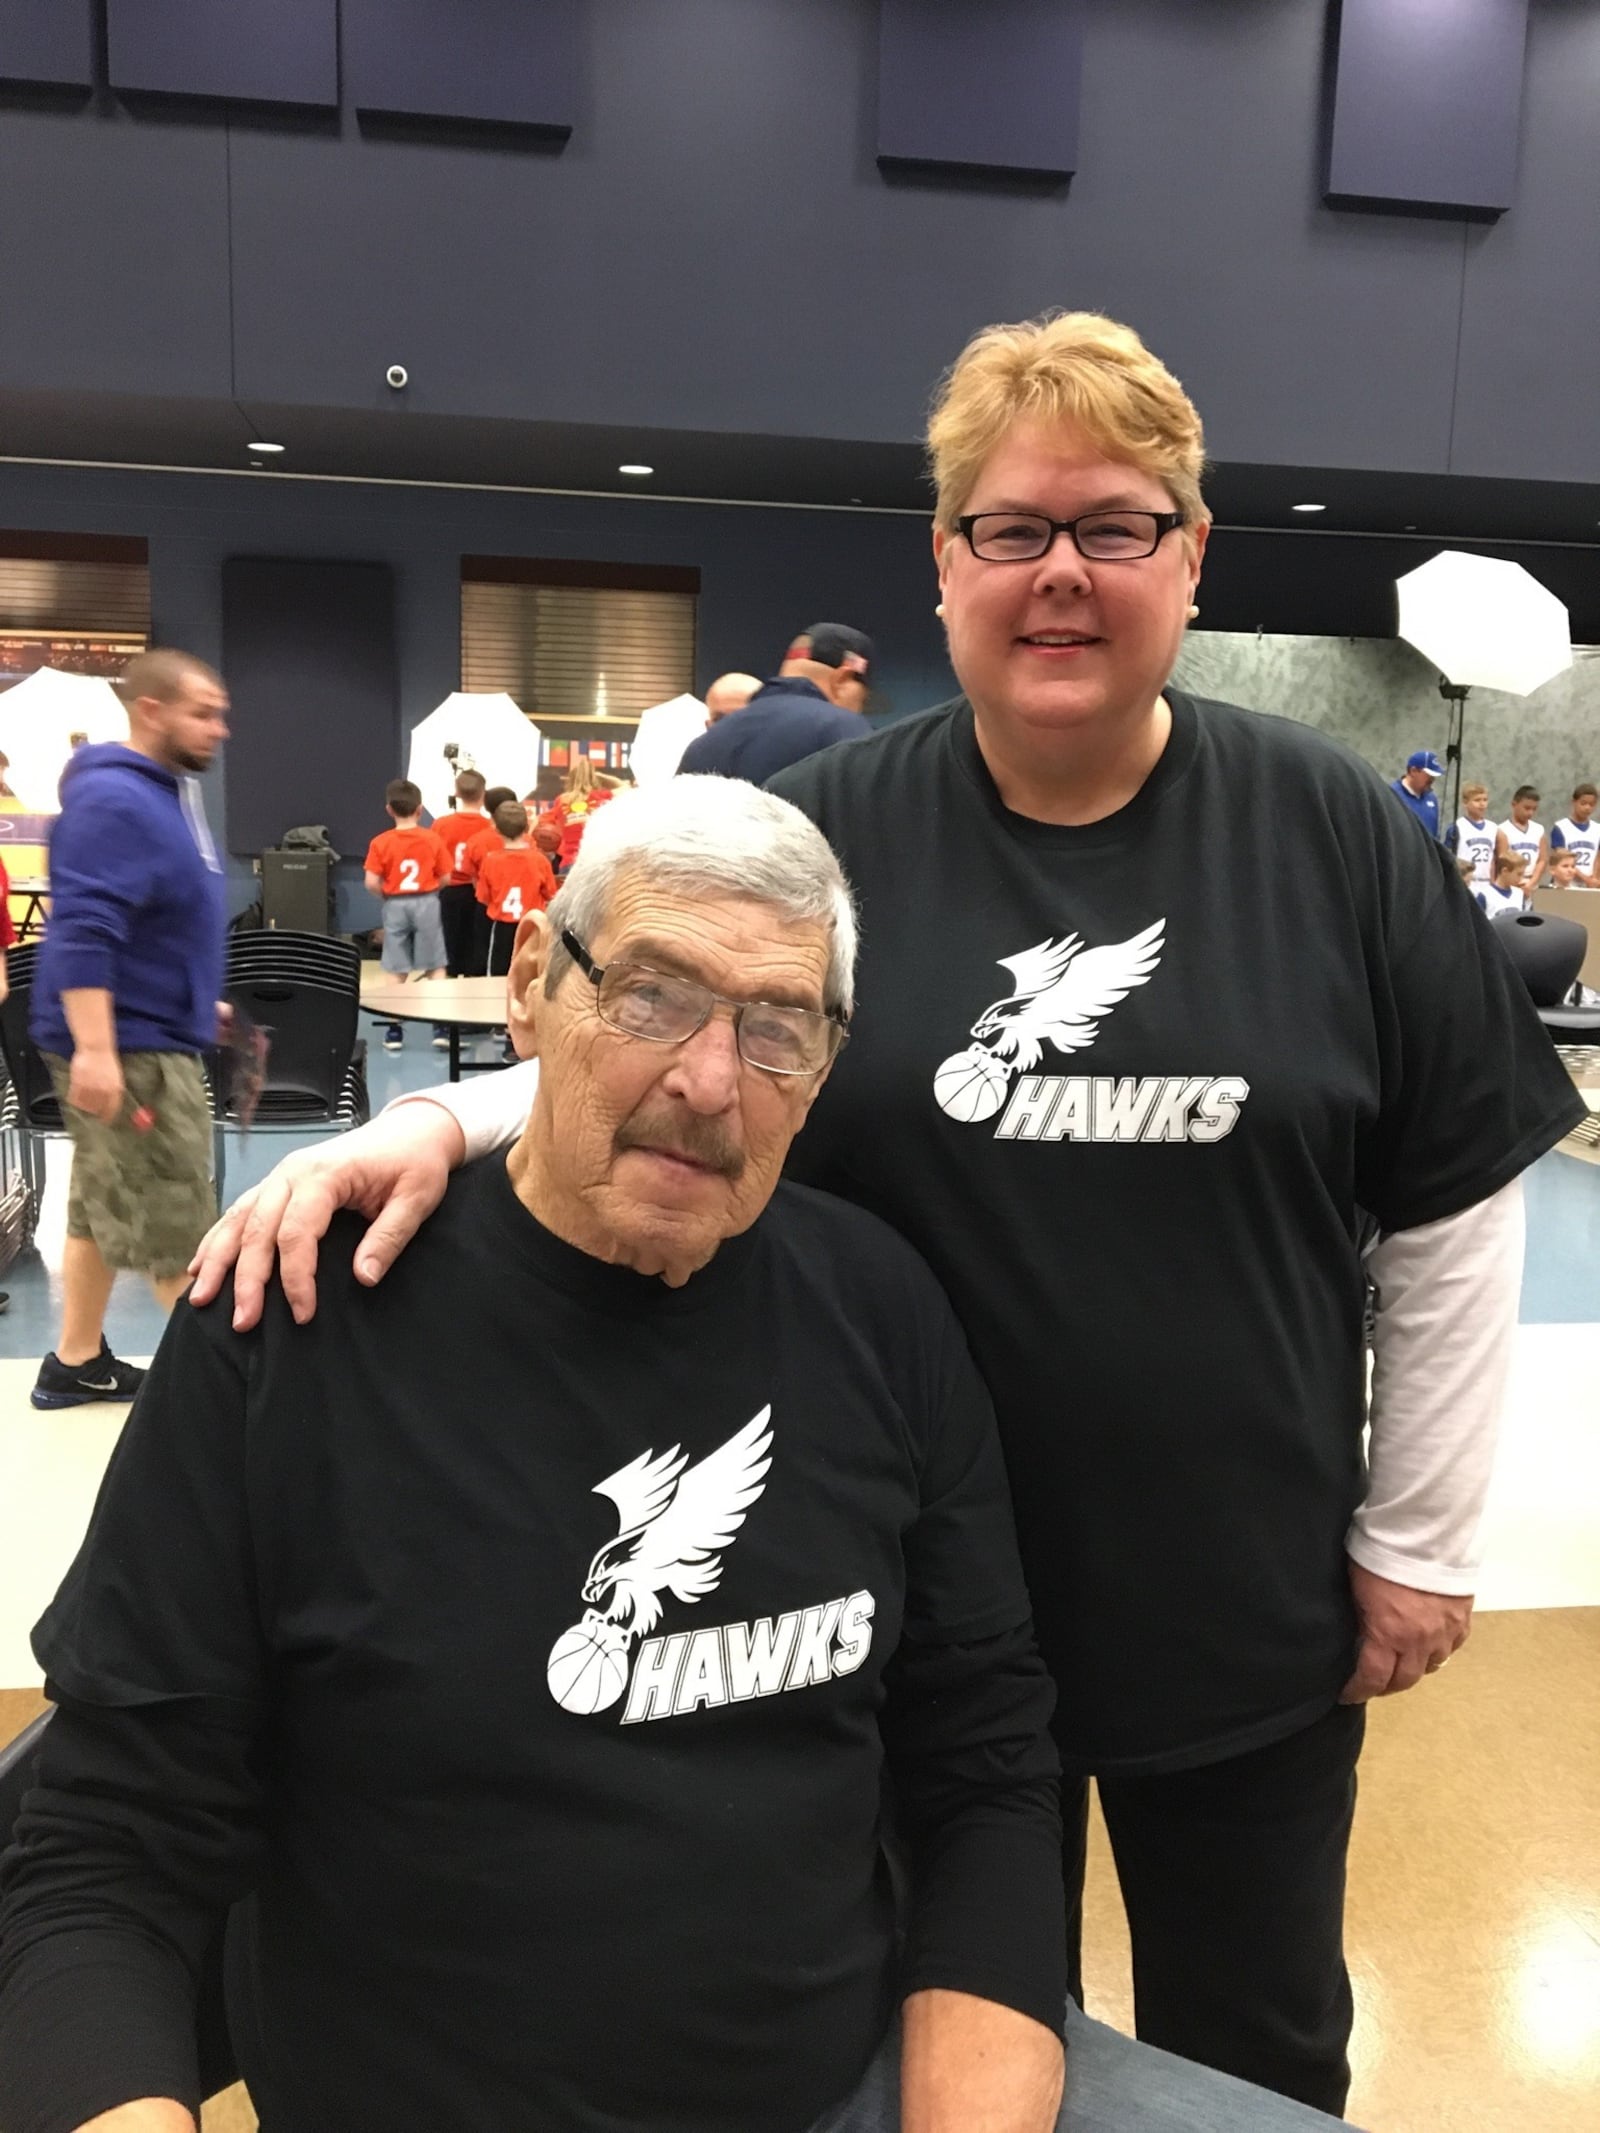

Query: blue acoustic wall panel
[222,559,398,859]
[877,0,1082,178]
[0,0,95,87]
[343,0,578,132]
[1326,0,1529,216]
[106,0,339,109]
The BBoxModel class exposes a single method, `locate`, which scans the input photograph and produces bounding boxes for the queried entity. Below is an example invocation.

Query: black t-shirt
[0,1160,1062,2133]
[770,691,1584,1774]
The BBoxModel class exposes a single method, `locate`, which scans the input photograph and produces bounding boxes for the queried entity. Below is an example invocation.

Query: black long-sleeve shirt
[0,1158,1065,2133]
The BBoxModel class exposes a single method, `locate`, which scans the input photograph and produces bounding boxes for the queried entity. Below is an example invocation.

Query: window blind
[461,573,697,722]
[0,554,150,634]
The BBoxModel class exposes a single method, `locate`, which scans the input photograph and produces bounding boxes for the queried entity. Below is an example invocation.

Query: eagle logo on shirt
[546,1410,774,1715]
[582,1409,774,1639]
[934,920,1165,1122]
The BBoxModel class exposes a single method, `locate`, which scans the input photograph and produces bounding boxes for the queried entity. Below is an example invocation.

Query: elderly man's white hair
[544,774,858,1016]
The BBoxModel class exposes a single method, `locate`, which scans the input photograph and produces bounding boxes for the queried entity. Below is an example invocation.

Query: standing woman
[540,755,613,874]
[193,314,1580,2116]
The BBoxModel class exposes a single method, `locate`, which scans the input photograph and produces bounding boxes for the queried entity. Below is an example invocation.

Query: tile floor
[1,1014,1596,2130]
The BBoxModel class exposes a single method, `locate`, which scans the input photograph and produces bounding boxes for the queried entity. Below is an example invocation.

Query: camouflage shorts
[44,1050,216,1278]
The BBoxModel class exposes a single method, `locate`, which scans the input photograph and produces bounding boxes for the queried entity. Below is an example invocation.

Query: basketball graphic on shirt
[547,1613,631,1714]
[933,1046,1010,1123]
[934,920,1165,1122]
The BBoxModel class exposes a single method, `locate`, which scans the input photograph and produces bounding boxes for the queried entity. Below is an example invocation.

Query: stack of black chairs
[214,930,370,1197]
[0,942,65,1247]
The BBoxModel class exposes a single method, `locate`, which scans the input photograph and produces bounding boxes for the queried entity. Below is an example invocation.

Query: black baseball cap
[786,623,874,677]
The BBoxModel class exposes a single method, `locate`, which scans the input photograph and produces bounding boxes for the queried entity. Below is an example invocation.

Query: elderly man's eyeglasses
[956,509,1185,563]
[560,930,848,1077]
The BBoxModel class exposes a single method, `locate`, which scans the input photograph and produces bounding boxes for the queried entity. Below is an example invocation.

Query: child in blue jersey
[1475,850,1527,917]
[1496,786,1546,889]
[1445,782,1497,884]
[1550,782,1598,886]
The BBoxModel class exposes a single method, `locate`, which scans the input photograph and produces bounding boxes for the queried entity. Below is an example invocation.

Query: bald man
[704,672,762,724]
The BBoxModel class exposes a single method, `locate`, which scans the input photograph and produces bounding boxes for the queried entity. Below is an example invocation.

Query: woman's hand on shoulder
[187,1099,468,1330]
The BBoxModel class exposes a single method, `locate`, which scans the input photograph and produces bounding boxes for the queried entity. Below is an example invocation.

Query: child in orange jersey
[430,769,493,977]
[476,803,556,977]
[363,779,450,1050]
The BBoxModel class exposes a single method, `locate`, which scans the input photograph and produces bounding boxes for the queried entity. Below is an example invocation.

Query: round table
[360,973,510,1080]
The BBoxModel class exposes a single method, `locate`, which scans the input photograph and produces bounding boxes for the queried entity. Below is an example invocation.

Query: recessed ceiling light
[1291,502,1326,513]
[248,441,285,454]
[618,463,653,477]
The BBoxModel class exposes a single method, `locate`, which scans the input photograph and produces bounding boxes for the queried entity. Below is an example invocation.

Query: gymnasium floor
[0,1019,1596,2132]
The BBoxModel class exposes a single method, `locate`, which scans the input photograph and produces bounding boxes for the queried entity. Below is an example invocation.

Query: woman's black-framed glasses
[956,509,1185,563]
[560,929,848,1077]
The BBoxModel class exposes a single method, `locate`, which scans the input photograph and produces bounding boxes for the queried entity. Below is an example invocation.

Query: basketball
[933,1045,1011,1124]
[547,1614,631,1715]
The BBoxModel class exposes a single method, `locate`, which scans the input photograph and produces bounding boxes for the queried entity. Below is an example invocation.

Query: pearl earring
[935,602,946,618]
[1186,604,1200,621]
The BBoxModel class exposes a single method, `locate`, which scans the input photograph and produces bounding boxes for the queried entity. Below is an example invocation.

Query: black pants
[439,883,484,977]
[1064,1702,1364,2118]
[486,918,518,978]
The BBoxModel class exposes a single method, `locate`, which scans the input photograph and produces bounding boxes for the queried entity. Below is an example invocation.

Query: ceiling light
[618,463,653,477]
[248,441,285,454]
[1291,502,1326,513]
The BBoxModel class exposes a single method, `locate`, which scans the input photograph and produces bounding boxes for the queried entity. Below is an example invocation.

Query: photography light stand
[1437,677,1469,827]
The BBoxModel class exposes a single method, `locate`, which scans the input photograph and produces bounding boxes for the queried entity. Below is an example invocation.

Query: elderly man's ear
[506,912,555,1059]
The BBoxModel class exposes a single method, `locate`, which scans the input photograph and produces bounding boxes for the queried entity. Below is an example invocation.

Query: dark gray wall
[0,458,953,924]
[2,0,1596,481]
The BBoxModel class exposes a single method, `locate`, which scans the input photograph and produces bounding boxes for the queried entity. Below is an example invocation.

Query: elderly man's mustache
[615,1108,747,1180]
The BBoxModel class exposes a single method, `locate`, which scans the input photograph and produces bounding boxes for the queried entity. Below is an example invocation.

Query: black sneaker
[383,1023,404,1051]
[31,1343,147,1410]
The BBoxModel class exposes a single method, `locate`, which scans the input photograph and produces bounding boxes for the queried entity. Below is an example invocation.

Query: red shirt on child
[364,825,450,897]
[430,811,492,886]
[476,845,557,924]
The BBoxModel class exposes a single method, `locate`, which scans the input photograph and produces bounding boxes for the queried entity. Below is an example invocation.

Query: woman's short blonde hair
[927,310,1208,535]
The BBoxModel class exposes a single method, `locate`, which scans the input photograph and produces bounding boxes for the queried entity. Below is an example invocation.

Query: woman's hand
[187,1101,467,1330]
[1339,1561,1473,1702]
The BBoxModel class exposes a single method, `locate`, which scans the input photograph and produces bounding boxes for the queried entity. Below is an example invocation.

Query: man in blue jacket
[29,649,230,1409]
[679,623,873,785]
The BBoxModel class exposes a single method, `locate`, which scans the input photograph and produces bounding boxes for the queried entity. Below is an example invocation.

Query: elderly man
[1,779,1069,2133]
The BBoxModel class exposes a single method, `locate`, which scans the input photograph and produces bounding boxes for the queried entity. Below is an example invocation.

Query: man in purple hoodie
[29,650,230,1409]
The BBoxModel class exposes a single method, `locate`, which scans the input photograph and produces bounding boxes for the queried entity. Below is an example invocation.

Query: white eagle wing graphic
[585,1408,773,1640]
[592,1441,688,1537]
[975,918,1165,1072]
[993,934,1083,1002]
